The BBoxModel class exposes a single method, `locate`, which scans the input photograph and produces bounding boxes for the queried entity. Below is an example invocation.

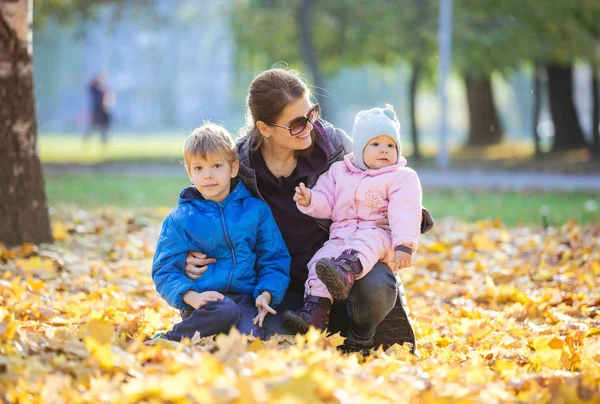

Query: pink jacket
[297,154,423,252]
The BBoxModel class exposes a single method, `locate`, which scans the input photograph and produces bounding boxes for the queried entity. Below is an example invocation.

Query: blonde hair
[184,123,237,170]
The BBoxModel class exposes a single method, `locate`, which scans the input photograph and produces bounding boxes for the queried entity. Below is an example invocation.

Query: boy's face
[186,153,239,203]
[362,135,398,169]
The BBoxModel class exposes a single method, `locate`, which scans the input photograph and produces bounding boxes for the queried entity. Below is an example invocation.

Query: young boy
[152,123,290,341]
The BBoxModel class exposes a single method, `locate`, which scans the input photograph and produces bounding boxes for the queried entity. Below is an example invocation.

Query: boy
[152,123,290,340]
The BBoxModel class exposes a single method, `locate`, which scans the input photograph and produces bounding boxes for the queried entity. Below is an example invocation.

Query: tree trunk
[0,0,53,247]
[297,0,326,111]
[592,68,599,158]
[409,63,421,160]
[532,64,542,157]
[546,64,587,151]
[464,74,503,146]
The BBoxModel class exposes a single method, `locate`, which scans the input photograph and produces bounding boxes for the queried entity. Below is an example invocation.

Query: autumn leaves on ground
[1,207,599,403]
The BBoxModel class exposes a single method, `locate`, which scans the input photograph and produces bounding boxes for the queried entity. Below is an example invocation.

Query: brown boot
[316,249,363,300]
[282,296,332,334]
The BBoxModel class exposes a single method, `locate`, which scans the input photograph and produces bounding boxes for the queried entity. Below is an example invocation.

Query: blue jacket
[152,181,291,311]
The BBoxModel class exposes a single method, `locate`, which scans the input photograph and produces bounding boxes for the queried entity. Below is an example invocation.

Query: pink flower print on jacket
[365,190,384,208]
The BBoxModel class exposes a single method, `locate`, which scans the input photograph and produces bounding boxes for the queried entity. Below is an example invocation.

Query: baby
[282,105,426,336]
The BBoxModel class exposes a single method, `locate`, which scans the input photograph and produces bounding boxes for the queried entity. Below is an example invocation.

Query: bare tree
[0,0,52,247]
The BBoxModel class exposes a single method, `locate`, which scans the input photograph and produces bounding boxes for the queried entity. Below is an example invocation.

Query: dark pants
[264,262,416,350]
[164,294,265,341]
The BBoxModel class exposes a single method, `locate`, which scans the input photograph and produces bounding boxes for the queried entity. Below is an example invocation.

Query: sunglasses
[267,104,320,136]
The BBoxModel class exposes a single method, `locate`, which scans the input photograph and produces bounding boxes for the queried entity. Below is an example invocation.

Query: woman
[185,68,429,353]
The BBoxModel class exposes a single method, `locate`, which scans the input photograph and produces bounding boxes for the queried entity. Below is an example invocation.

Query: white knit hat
[352,104,402,170]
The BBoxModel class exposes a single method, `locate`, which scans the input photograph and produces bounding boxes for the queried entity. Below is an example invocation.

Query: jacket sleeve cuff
[296,199,316,215]
[393,239,418,253]
[394,245,413,255]
[174,284,195,310]
[254,286,281,308]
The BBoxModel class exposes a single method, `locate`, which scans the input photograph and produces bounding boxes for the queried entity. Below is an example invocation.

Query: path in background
[43,163,600,191]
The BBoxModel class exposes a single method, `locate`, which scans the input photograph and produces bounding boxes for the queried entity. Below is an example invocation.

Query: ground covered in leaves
[1,207,599,403]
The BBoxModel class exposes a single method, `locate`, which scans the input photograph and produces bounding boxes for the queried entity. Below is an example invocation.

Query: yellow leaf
[142,307,164,331]
[53,221,69,241]
[15,257,55,273]
[325,332,345,349]
[472,232,496,251]
[465,321,494,343]
[78,318,115,345]
[214,327,247,363]
[247,338,264,353]
[271,365,322,403]
[425,241,448,253]
[0,308,17,341]
[84,336,114,370]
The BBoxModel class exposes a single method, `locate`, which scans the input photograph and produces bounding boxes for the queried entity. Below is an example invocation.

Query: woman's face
[262,96,314,152]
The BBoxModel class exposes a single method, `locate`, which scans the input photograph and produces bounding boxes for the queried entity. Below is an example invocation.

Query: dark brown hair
[243,68,316,159]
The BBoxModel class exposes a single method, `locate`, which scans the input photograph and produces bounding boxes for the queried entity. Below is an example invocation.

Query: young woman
[185,68,431,353]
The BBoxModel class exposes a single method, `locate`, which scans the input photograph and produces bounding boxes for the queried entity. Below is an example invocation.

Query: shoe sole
[316,259,349,300]
[282,314,310,335]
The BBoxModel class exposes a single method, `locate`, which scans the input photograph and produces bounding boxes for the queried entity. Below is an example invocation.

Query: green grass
[424,189,599,227]
[45,175,190,208]
[39,133,189,164]
[45,175,599,226]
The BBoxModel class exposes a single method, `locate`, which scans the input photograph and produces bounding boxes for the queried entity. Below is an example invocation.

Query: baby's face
[362,135,398,169]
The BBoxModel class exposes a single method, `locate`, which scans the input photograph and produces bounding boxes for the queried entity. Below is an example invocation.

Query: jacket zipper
[219,204,237,290]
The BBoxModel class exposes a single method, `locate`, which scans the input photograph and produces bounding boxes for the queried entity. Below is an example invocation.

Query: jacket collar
[343,153,407,175]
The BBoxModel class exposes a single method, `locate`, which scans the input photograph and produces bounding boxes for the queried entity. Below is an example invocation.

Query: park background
[1,1,600,402]
[32,0,600,227]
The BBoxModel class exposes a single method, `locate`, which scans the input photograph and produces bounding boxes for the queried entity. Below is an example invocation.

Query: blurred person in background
[83,74,113,146]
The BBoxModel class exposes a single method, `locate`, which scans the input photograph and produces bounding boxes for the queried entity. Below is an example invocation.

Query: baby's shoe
[316,249,363,300]
[282,296,331,334]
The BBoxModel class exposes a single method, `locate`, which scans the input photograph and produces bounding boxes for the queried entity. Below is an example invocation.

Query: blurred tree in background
[510,1,600,152]
[1,0,158,247]
[231,0,600,155]
[231,0,439,158]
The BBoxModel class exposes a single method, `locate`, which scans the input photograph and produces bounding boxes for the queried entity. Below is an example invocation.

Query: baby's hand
[253,291,276,328]
[293,182,312,207]
[392,250,412,271]
[183,290,224,310]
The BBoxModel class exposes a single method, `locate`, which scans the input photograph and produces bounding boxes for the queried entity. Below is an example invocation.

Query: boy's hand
[253,291,276,328]
[293,182,312,207]
[392,250,412,271]
[183,290,224,310]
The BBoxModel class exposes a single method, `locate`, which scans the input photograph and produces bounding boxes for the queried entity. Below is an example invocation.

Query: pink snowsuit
[298,154,423,300]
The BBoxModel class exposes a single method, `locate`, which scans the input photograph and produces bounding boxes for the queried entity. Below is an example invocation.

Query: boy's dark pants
[164,294,261,341]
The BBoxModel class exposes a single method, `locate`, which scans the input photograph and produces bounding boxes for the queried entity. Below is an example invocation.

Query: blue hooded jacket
[152,180,291,311]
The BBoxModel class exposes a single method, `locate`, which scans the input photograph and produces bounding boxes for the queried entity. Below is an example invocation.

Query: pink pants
[304,228,392,300]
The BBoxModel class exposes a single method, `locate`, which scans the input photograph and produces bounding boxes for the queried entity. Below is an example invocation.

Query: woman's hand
[293,182,312,207]
[183,290,224,310]
[253,291,276,328]
[185,252,216,280]
[375,209,391,234]
[392,250,412,271]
